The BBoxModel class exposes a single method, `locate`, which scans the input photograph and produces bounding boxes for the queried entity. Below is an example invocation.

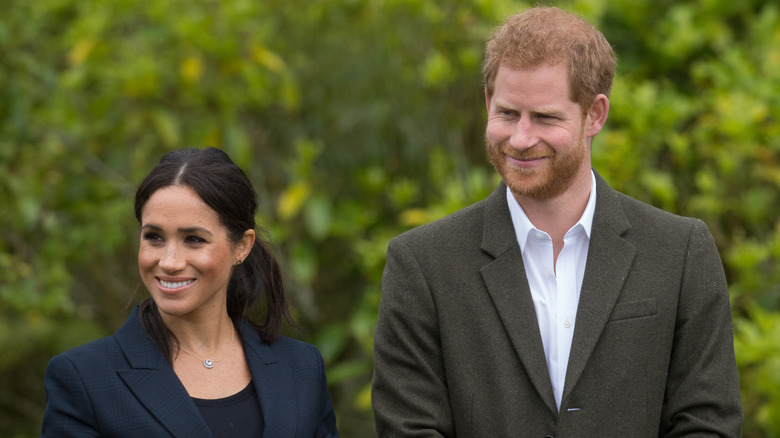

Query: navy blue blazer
[42,307,339,437]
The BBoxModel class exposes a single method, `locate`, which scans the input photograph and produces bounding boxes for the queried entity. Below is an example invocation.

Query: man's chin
[503,174,566,201]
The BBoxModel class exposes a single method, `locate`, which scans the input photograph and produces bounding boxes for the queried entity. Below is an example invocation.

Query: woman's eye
[185,235,207,245]
[142,232,163,243]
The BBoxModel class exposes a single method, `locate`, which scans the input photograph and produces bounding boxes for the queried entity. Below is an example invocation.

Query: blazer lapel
[115,308,212,438]
[241,324,297,438]
[480,183,558,416]
[561,173,636,405]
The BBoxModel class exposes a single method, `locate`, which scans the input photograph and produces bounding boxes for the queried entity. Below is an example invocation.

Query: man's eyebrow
[533,107,566,116]
[491,101,566,116]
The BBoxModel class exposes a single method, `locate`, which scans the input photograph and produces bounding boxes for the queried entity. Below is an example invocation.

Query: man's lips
[507,154,549,168]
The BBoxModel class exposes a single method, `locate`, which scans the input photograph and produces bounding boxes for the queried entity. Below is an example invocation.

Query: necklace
[177,326,235,369]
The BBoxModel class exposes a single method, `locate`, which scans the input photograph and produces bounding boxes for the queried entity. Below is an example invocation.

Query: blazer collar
[562,171,636,407]
[480,172,636,415]
[480,171,630,255]
[240,325,300,438]
[114,308,297,438]
[481,181,518,259]
[114,307,212,438]
[480,182,559,415]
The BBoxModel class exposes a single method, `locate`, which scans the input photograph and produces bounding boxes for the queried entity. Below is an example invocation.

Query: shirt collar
[506,170,598,253]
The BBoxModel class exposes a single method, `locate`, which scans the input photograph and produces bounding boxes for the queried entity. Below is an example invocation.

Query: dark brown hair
[134,147,294,361]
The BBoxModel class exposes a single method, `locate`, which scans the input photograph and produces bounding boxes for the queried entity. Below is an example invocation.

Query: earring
[235,259,243,266]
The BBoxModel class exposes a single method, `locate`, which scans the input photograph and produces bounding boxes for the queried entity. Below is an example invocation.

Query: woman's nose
[159,244,186,271]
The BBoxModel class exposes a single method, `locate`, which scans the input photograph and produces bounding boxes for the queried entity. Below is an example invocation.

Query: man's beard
[485,129,587,200]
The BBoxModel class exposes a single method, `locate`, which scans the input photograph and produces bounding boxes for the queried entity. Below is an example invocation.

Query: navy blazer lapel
[480,183,558,416]
[562,173,636,405]
[115,308,212,438]
[241,324,297,438]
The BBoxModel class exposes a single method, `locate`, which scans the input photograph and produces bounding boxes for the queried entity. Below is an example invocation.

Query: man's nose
[509,117,538,150]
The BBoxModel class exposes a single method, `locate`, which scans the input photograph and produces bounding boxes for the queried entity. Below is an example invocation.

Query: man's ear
[585,94,609,137]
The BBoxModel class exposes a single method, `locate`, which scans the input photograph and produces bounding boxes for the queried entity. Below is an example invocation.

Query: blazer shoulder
[244,328,325,373]
[594,172,704,237]
[47,307,160,377]
[600,189,719,257]
[612,190,703,230]
[45,334,130,387]
[269,335,323,362]
[49,334,122,366]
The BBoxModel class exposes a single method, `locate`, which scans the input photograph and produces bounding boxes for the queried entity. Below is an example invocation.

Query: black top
[193,381,264,437]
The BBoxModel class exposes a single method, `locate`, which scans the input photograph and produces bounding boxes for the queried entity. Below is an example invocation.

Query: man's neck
[513,170,593,260]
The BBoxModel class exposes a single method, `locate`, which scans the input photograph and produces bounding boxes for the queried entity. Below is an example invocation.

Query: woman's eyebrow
[140,224,213,236]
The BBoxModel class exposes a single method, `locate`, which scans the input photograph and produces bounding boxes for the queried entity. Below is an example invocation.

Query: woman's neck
[162,308,235,353]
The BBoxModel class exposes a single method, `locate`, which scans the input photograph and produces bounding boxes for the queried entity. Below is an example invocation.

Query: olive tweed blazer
[372,172,741,437]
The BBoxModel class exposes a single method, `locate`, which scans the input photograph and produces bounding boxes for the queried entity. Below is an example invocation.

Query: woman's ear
[236,229,256,262]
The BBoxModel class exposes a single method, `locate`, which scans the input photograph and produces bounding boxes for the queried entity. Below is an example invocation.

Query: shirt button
[535,232,545,240]
[563,319,572,328]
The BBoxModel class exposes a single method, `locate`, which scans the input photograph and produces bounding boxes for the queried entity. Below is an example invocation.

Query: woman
[42,147,339,437]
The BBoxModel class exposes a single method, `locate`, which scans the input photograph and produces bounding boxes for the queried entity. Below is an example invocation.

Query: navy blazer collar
[114,307,295,438]
[241,324,300,437]
[114,307,211,437]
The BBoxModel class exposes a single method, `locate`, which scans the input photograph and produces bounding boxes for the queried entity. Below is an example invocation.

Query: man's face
[485,64,591,201]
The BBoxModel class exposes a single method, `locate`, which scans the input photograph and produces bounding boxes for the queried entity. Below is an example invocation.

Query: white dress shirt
[506,171,597,410]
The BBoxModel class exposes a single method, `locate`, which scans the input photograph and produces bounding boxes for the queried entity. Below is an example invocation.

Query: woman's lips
[157,278,195,293]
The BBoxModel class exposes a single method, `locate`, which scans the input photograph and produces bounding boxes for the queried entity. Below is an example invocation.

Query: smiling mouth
[507,155,549,167]
[158,279,195,289]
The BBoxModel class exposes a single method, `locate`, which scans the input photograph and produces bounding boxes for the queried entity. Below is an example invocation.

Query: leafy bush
[2,0,779,436]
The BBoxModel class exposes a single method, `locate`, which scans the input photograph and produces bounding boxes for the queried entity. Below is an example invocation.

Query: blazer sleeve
[372,236,453,437]
[660,219,742,436]
[313,345,340,438]
[41,353,100,437]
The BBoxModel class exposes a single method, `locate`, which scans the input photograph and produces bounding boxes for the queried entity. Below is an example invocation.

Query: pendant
[203,359,215,369]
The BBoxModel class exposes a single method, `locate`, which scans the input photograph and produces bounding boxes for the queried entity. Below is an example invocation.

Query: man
[372,6,741,437]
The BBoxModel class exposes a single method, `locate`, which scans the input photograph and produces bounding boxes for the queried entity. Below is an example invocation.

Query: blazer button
[544,435,554,438]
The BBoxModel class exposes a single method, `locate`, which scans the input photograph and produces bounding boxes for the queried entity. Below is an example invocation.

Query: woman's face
[138,185,254,321]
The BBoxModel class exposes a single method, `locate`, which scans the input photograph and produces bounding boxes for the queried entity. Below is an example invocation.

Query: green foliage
[2,0,780,436]
[736,306,780,436]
